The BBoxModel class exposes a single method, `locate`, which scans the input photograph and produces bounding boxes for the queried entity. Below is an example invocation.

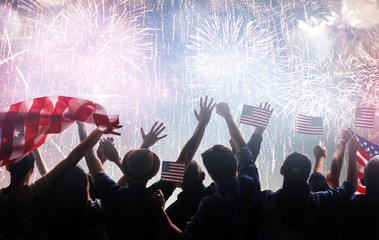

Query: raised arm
[45,125,104,188]
[313,141,327,174]
[247,102,273,161]
[216,102,247,152]
[176,96,215,166]
[347,134,359,191]
[326,129,352,188]
[33,148,49,176]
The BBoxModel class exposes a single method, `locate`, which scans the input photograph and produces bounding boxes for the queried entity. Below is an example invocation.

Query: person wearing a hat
[84,96,215,240]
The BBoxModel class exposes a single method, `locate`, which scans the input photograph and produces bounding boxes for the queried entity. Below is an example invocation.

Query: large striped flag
[355,134,379,194]
[355,107,376,129]
[0,96,119,167]
[296,114,323,135]
[239,105,272,128]
[161,161,186,184]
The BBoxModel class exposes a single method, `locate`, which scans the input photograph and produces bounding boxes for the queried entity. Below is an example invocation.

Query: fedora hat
[122,148,160,183]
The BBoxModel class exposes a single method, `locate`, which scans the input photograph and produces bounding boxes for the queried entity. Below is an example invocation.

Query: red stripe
[72,102,95,122]
[0,96,119,166]
[357,185,366,194]
[0,102,21,164]
[24,98,49,153]
[296,127,323,132]
[358,148,371,161]
[162,172,184,177]
[46,97,70,134]
[355,119,374,125]
[240,117,268,127]
[241,115,270,123]
[161,176,183,183]
[240,119,267,128]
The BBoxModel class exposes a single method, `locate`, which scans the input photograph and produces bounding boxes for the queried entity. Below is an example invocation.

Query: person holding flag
[340,137,379,239]
[257,131,358,239]
[0,96,120,239]
[0,124,120,239]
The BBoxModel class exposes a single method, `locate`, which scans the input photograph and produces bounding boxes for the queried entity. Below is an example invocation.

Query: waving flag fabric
[296,114,323,135]
[355,107,376,129]
[0,96,119,166]
[161,161,186,184]
[239,104,272,128]
[355,134,379,194]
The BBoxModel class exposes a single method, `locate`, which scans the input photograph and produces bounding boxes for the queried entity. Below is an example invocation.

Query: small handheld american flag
[355,107,376,129]
[239,104,272,128]
[296,114,323,135]
[161,161,186,184]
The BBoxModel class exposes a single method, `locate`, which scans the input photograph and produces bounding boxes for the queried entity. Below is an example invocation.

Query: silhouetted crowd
[1,97,378,240]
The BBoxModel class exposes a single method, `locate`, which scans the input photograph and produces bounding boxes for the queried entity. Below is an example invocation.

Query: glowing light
[186,13,276,98]
[19,0,153,90]
[341,0,379,29]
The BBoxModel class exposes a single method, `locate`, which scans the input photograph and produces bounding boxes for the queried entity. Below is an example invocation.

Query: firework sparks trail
[11,0,154,94]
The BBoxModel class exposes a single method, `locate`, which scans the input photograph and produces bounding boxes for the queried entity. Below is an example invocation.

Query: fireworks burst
[2,0,153,97]
[185,13,279,98]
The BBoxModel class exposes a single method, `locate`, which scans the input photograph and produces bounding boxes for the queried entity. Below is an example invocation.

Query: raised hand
[216,102,231,118]
[260,102,273,114]
[105,125,122,136]
[255,102,274,135]
[348,134,360,155]
[340,128,353,144]
[151,189,166,211]
[96,144,107,164]
[140,122,167,149]
[194,96,216,125]
[314,141,327,159]
[99,137,120,163]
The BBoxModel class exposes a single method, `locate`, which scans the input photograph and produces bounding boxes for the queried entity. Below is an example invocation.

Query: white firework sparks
[11,0,153,92]
[185,13,279,98]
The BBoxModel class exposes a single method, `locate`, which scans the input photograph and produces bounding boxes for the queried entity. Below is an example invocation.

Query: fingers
[203,96,208,108]
[259,102,273,113]
[150,122,158,133]
[194,109,199,120]
[155,126,166,136]
[207,97,213,109]
[141,127,146,138]
[153,189,164,198]
[109,131,121,136]
[210,103,216,111]
[157,134,167,140]
[154,123,165,134]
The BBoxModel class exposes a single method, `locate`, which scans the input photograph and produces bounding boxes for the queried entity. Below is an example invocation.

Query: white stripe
[296,126,323,131]
[356,151,369,165]
[161,176,183,182]
[169,165,186,171]
[165,171,185,176]
[240,119,267,128]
